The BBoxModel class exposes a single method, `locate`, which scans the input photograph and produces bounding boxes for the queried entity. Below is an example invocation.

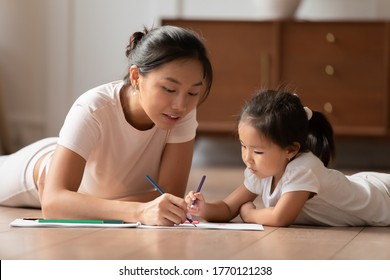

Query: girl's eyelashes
[240,143,263,155]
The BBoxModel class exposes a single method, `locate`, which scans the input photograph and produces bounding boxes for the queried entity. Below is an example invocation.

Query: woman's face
[131,58,204,130]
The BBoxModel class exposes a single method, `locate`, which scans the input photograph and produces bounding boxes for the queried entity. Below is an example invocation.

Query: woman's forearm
[41,189,145,223]
[118,190,160,202]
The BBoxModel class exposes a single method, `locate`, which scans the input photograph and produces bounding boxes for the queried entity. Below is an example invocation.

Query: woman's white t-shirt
[57,81,198,199]
[244,152,390,226]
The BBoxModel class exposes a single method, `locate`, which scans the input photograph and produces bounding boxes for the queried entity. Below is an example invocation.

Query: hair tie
[304,107,313,120]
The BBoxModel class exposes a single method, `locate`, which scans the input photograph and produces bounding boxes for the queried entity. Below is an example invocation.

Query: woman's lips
[163,113,180,123]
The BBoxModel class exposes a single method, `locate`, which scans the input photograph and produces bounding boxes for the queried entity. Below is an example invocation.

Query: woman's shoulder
[74,81,124,110]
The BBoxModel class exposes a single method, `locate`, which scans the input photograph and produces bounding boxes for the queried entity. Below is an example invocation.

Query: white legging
[0,137,57,208]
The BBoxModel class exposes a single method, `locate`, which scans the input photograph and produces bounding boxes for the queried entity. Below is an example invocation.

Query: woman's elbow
[39,190,63,219]
[40,196,56,218]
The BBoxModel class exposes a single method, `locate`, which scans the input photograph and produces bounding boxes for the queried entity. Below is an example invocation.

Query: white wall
[0,0,178,151]
[0,0,47,150]
[1,0,390,151]
[179,0,390,20]
[296,0,390,20]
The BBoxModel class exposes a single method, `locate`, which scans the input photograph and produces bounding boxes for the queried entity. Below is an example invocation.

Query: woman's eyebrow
[164,77,203,87]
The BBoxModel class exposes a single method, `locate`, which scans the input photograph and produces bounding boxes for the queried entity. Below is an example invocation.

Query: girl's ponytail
[306,111,335,167]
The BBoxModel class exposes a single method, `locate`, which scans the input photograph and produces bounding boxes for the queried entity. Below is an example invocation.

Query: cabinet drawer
[297,91,387,135]
[281,22,388,135]
[282,22,387,87]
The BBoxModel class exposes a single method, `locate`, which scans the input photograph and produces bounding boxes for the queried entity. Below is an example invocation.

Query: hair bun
[125,31,146,57]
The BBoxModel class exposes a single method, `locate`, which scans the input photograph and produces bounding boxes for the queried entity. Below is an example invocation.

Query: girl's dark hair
[123,25,213,104]
[240,89,335,167]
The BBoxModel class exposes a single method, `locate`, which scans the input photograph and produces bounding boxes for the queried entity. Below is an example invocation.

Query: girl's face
[130,58,204,130]
[238,121,294,183]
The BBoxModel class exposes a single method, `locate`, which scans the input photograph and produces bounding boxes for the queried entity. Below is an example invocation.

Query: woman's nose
[171,95,187,112]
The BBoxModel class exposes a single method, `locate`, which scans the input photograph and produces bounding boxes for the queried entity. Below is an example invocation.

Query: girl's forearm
[241,191,310,227]
[200,200,238,222]
[241,207,292,227]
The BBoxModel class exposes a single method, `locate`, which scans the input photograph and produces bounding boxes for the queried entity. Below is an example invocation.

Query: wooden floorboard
[1,165,390,260]
[333,227,390,259]
[231,226,363,260]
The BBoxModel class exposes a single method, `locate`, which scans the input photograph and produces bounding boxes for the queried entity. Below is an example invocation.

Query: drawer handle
[326,32,336,43]
[325,65,335,76]
[324,102,333,113]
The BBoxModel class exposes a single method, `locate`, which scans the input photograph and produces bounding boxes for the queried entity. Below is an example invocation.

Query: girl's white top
[244,152,390,226]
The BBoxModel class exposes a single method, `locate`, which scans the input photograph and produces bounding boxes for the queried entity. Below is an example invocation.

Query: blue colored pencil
[146,175,165,195]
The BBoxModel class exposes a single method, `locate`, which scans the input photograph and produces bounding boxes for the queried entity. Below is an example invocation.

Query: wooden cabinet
[162,19,390,136]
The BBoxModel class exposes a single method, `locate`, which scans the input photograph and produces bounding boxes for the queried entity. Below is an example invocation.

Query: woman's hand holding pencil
[145,175,195,226]
[144,175,207,226]
[142,193,189,226]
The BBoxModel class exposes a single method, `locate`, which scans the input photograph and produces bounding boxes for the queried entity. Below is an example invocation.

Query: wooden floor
[1,165,390,260]
[1,136,390,260]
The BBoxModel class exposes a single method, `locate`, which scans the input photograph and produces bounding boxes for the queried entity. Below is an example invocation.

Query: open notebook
[10,218,263,231]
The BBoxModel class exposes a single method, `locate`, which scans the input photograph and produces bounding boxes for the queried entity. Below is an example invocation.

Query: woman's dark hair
[123,25,213,105]
[240,89,335,167]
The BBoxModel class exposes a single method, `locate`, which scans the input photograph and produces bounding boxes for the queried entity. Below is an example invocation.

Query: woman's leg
[0,137,57,208]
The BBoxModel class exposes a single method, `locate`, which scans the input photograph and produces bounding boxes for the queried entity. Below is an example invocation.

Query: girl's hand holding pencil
[186,191,206,216]
[185,175,207,216]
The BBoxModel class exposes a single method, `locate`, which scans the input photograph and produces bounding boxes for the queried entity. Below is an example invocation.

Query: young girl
[0,25,213,226]
[186,89,390,227]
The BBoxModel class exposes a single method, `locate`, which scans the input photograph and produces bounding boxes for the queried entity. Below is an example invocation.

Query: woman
[0,25,213,226]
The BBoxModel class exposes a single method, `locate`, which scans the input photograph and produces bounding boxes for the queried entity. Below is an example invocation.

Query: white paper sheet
[10,219,264,231]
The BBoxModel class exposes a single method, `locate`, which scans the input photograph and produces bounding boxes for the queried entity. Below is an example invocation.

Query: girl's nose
[242,150,252,164]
